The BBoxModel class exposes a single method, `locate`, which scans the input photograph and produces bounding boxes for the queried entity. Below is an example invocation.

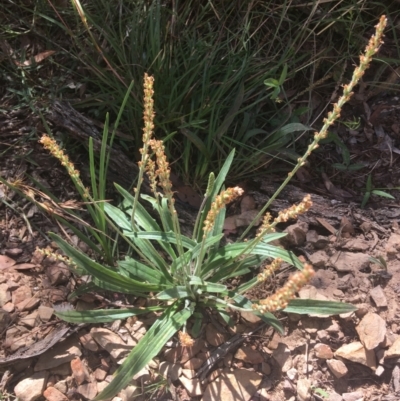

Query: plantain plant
[3,16,386,400]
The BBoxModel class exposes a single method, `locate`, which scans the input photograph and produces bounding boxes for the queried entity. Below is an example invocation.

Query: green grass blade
[214,81,244,141]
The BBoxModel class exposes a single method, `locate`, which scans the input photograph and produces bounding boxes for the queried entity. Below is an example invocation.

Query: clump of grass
[29,0,392,186]
[1,1,399,187]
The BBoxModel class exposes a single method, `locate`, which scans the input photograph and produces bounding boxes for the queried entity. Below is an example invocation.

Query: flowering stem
[240,15,387,241]
[131,73,155,231]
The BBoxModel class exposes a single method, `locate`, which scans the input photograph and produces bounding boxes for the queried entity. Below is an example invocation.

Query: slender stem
[240,15,387,240]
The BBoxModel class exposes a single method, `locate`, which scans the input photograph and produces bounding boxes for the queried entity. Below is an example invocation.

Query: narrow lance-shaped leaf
[49,233,164,293]
[284,299,357,316]
[55,306,164,323]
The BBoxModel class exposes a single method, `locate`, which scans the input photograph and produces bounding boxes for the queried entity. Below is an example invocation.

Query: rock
[241,195,256,213]
[224,216,237,232]
[94,368,108,381]
[91,328,132,360]
[6,326,33,352]
[385,336,400,358]
[5,248,23,256]
[159,361,181,381]
[208,369,221,383]
[326,321,341,334]
[71,357,90,385]
[281,329,307,351]
[206,323,229,347]
[328,391,343,401]
[38,306,54,322]
[326,359,348,378]
[181,368,196,379]
[283,379,295,393]
[148,358,159,369]
[35,336,82,371]
[17,297,41,312]
[369,286,387,308]
[267,332,283,350]
[354,303,370,318]
[309,251,329,268]
[53,380,68,394]
[179,376,203,397]
[330,252,370,272]
[286,368,298,381]
[51,362,72,376]
[317,330,330,342]
[385,233,400,258]
[240,310,261,323]
[282,222,308,247]
[163,339,204,364]
[77,382,97,399]
[337,274,352,291]
[297,378,311,401]
[236,210,262,228]
[356,313,386,350]
[132,366,150,382]
[0,284,11,307]
[202,369,262,401]
[272,343,292,372]
[335,342,376,369]
[182,357,204,370]
[12,285,32,305]
[341,238,370,252]
[333,289,344,298]
[80,332,99,352]
[14,372,48,401]
[119,384,140,401]
[96,381,109,394]
[234,346,264,364]
[20,311,38,328]
[314,343,333,359]
[1,310,13,333]
[46,263,71,285]
[43,387,69,401]
[342,391,364,401]
[307,230,329,249]
[2,302,14,312]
